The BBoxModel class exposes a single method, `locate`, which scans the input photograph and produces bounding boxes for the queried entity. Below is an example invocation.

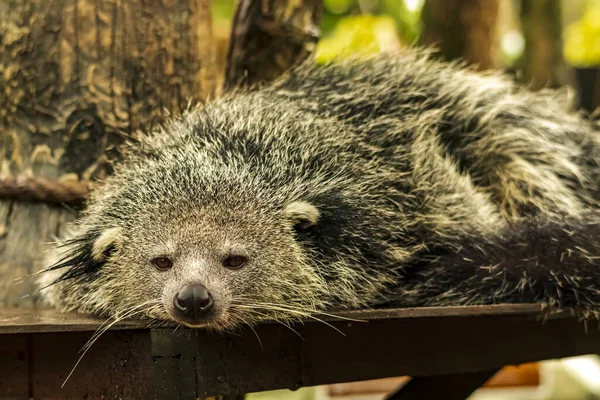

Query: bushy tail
[393,218,600,318]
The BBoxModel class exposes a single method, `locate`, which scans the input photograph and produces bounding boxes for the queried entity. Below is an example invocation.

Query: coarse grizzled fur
[38,48,600,330]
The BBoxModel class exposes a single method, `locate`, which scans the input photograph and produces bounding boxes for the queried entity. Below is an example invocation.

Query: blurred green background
[214,0,600,67]
[214,0,600,113]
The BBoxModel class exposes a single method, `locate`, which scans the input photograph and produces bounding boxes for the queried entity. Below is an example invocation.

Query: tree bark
[419,0,500,70]
[225,0,323,90]
[0,0,216,307]
[518,0,571,90]
[574,68,600,113]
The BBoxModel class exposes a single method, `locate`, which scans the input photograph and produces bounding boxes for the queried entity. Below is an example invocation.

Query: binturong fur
[38,48,600,330]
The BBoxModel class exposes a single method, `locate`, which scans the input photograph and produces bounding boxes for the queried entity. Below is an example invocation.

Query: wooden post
[225,0,323,90]
[0,0,217,308]
[419,0,500,70]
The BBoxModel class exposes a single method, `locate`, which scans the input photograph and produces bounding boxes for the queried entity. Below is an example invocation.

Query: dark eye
[223,255,247,270]
[151,257,173,271]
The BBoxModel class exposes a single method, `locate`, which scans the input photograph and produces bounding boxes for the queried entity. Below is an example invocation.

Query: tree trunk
[518,0,571,90]
[225,0,323,90]
[419,0,500,70]
[574,68,600,113]
[0,0,216,308]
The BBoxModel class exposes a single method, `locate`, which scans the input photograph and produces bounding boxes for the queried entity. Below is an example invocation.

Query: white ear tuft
[92,227,123,260]
[284,201,320,230]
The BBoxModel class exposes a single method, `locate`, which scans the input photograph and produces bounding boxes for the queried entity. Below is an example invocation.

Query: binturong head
[35,108,332,331]
[37,189,327,330]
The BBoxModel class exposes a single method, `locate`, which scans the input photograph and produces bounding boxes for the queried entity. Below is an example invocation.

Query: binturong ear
[43,226,124,286]
[284,201,320,230]
[91,227,124,260]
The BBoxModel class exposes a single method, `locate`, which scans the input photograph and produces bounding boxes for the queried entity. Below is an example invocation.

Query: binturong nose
[173,283,214,319]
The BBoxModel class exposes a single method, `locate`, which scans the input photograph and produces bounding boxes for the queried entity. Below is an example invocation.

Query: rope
[0,176,93,206]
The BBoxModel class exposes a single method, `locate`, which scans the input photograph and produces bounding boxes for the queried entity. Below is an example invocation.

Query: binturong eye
[151,257,173,271]
[223,255,248,270]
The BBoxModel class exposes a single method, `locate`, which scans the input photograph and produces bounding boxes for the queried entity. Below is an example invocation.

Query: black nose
[173,283,214,319]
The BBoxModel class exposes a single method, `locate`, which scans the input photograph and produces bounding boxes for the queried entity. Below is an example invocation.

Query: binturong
[38,48,600,331]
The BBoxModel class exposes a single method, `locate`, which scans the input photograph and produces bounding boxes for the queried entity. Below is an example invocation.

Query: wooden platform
[1,304,598,399]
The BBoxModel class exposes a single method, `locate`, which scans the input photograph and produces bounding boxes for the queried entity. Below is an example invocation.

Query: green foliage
[213,0,236,22]
[324,0,354,14]
[321,0,423,43]
[380,0,423,43]
[564,1,600,66]
[315,14,400,62]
